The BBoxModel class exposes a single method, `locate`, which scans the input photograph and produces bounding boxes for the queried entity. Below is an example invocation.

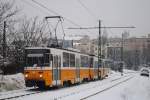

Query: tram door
[94,61,98,79]
[52,55,61,85]
[76,58,80,82]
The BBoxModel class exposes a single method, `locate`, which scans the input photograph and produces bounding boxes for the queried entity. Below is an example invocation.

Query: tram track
[0,73,134,100]
[80,76,134,100]
[0,91,41,100]
[0,87,36,96]
[52,74,134,100]
[0,88,40,100]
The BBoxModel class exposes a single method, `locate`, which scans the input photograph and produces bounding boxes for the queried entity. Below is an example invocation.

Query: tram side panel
[93,57,99,79]
[100,68,105,79]
[61,68,76,85]
[89,57,94,80]
[89,68,94,80]
[60,51,77,85]
[80,55,91,81]
[80,68,90,81]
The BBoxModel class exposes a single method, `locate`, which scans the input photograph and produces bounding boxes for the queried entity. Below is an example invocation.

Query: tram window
[76,58,80,67]
[44,54,49,66]
[59,56,61,67]
[26,49,50,54]
[54,56,58,68]
[39,57,44,65]
[70,53,75,67]
[63,52,69,67]
[81,55,89,67]
[27,57,44,67]
[27,57,32,66]
[94,61,98,68]
[49,54,53,60]
[90,57,93,68]
[25,49,51,67]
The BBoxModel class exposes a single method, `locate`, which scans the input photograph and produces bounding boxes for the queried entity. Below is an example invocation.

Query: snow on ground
[123,69,138,73]
[1,70,148,100]
[15,71,134,100]
[87,74,150,100]
[0,73,25,92]
[14,71,150,100]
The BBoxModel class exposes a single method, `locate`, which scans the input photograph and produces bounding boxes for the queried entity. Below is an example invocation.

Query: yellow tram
[24,47,109,88]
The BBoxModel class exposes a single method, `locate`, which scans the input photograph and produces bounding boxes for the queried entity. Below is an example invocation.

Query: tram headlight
[25,74,28,78]
[39,74,43,78]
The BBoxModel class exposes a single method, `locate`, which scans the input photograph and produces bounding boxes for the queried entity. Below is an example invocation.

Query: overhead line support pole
[120,33,124,75]
[98,20,101,79]
[67,23,135,77]
[1,21,7,76]
[3,21,6,59]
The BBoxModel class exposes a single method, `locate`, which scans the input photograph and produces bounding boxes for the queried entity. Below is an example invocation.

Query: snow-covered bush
[0,73,25,92]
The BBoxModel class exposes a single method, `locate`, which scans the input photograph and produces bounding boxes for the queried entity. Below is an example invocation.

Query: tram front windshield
[25,49,51,67]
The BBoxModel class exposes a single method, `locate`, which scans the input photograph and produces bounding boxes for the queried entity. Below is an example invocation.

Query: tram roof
[25,47,96,57]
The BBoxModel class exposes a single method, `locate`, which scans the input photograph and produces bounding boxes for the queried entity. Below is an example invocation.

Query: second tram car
[24,47,109,88]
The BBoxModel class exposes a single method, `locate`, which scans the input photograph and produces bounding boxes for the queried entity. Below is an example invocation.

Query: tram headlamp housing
[39,74,43,78]
[25,74,28,78]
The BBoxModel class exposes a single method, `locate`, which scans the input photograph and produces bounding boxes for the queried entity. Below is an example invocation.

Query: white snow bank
[0,73,25,92]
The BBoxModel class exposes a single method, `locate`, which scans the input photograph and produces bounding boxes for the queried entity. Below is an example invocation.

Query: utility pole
[120,33,124,75]
[3,21,7,60]
[1,21,7,78]
[98,20,101,79]
[68,22,135,77]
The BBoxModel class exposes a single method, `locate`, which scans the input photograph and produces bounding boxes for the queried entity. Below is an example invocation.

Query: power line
[31,0,90,30]
[76,0,116,37]
[23,0,81,27]
[68,26,135,29]
[22,0,94,37]
[31,0,59,16]
[76,0,97,20]
[22,0,49,15]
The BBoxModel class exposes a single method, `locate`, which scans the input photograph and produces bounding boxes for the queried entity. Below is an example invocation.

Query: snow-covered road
[87,74,150,100]
[13,71,139,100]
[1,71,149,100]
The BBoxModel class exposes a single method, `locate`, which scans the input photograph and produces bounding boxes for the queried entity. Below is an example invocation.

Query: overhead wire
[76,0,100,37]
[22,0,52,41]
[76,0,98,21]
[22,0,49,16]
[22,0,89,44]
[31,0,91,31]
[22,0,90,31]
[23,0,102,39]
[32,0,96,40]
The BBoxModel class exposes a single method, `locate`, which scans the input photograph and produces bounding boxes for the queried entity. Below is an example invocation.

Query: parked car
[140,68,149,77]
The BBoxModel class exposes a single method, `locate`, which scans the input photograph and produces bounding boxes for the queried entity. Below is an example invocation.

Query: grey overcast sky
[15,0,150,38]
